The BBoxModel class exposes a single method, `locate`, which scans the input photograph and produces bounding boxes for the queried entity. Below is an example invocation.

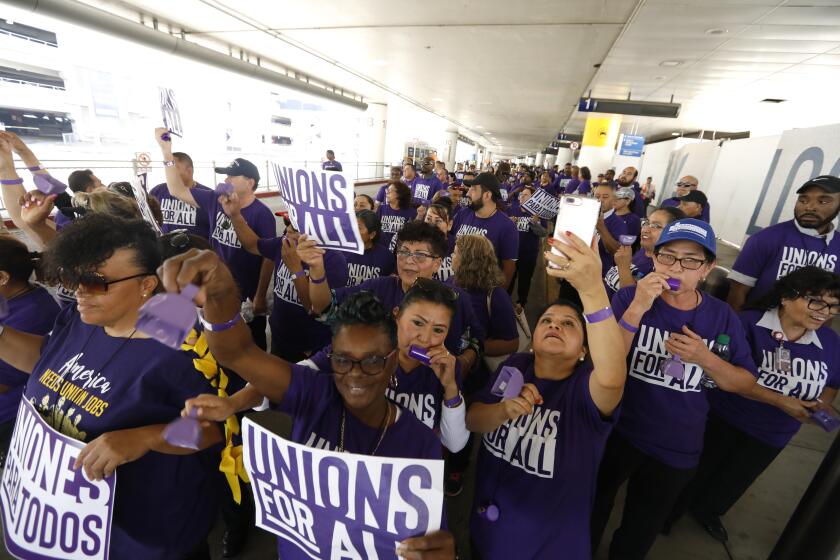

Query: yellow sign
[582,116,622,147]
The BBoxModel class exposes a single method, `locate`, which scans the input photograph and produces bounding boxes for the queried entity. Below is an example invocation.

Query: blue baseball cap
[654,218,717,257]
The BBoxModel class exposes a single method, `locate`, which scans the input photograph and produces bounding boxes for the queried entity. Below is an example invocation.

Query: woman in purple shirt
[160,257,456,559]
[345,210,396,286]
[673,266,840,541]
[468,231,626,559]
[425,200,457,283]
[0,236,60,464]
[0,215,221,559]
[377,181,418,250]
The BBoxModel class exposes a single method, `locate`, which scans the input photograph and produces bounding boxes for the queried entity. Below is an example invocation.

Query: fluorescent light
[660,60,683,67]
[431,97,444,102]
[475,125,483,129]
[671,132,680,136]
[373,59,389,66]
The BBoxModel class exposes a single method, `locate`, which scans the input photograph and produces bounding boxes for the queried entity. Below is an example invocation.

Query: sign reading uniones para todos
[242,417,444,560]
[1,399,116,560]
[272,163,365,254]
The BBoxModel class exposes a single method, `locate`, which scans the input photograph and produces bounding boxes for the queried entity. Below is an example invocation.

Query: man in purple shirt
[728,175,840,310]
[374,165,402,208]
[616,166,645,217]
[678,189,708,221]
[661,175,711,222]
[412,156,444,205]
[149,151,212,237]
[594,183,629,276]
[453,172,519,285]
[321,149,342,172]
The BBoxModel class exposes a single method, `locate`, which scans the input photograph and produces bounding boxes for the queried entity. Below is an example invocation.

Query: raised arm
[597,215,622,254]
[218,193,261,255]
[154,127,197,207]
[0,327,46,374]
[158,249,292,403]
[0,136,56,245]
[296,235,332,313]
[546,232,626,416]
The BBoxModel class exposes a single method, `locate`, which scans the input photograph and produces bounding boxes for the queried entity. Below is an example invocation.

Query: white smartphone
[550,195,601,266]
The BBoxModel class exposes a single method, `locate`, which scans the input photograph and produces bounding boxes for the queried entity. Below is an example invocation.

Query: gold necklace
[338,401,392,456]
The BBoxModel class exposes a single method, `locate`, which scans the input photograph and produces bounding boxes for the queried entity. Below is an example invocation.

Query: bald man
[660,175,710,222]
[616,166,645,217]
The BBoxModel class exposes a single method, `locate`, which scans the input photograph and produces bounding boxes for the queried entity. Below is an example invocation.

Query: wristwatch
[163,160,176,167]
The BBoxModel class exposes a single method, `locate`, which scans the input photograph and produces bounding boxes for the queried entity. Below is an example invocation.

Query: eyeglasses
[641,219,665,230]
[655,253,706,270]
[804,296,840,316]
[411,277,459,303]
[675,182,697,188]
[59,268,155,294]
[328,350,396,375]
[395,249,439,263]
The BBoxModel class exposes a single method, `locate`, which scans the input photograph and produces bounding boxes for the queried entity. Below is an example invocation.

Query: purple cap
[660,354,685,380]
[162,408,201,449]
[490,366,525,400]
[666,278,681,291]
[215,182,234,196]
[33,174,68,196]
[479,504,500,522]
[619,235,637,246]
[408,345,431,365]
[136,284,199,349]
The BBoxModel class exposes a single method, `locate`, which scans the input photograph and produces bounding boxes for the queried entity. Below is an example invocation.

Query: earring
[579,355,586,362]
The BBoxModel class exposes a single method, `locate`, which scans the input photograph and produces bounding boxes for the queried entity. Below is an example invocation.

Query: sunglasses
[59,268,155,294]
[675,182,697,188]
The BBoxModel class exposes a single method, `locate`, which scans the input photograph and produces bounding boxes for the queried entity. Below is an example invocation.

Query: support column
[535,152,545,167]
[526,154,536,166]
[443,129,459,170]
[544,153,557,168]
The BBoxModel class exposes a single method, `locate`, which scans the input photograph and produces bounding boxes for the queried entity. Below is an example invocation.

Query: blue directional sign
[619,134,645,157]
[578,98,597,112]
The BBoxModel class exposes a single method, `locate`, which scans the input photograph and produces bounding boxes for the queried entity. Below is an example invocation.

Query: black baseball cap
[796,175,840,194]
[678,190,708,206]
[214,158,260,183]
[462,172,502,201]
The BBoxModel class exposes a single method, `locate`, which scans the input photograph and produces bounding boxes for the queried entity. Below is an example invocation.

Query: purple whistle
[660,353,685,380]
[478,504,500,522]
[162,408,201,449]
[215,182,234,196]
[619,235,637,246]
[33,174,68,196]
[136,284,199,349]
[491,366,525,400]
[666,278,681,291]
[161,131,171,142]
[811,409,840,432]
[409,345,431,365]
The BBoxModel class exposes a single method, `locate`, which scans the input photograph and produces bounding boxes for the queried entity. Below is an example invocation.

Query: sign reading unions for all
[242,418,444,560]
[521,189,561,220]
[1,399,116,560]
[272,163,365,254]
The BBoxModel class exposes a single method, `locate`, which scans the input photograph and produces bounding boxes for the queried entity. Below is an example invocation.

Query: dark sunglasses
[59,268,155,294]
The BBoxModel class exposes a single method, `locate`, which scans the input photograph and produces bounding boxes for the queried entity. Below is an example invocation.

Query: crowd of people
[0,127,837,560]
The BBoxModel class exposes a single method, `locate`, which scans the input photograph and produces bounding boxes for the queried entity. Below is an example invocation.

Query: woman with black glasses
[0,214,222,559]
[591,218,757,560]
[673,266,840,542]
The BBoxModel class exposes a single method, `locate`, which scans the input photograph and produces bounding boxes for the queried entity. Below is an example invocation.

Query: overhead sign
[578,98,597,112]
[242,417,444,559]
[618,135,645,158]
[570,141,580,151]
[272,162,365,254]
[1,400,116,560]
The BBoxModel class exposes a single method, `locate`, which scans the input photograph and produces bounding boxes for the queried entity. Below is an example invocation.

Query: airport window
[0,65,65,90]
[0,107,73,140]
[0,20,58,47]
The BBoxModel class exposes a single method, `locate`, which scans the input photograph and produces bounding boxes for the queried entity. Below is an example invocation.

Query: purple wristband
[0,178,23,185]
[27,166,42,172]
[618,318,639,333]
[290,270,306,280]
[197,309,242,332]
[444,393,463,408]
[310,274,327,284]
[584,306,613,324]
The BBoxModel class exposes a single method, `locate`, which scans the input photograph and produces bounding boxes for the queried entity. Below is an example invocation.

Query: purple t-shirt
[377,205,417,249]
[453,209,519,262]
[54,210,72,230]
[374,183,388,204]
[709,308,840,448]
[604,249,654,293]
[193,189,276,301]
[334,276,486,354]
[729,219,840,302]
[508,205,546,260]
[617,211,642,240]
[258,238,348,355]
[25,305,219,558]
[274,364,442,560]
[598,210,629,277]
[471,353,614,559]
[149,182,212,237]
[465,286,518,342]
[576,180,592,196]
[321,160,342,172]
[344,243,396,286]
[0,287,59,423]
[432,235,457,283]
[661,196,711,222]
[564,178,581,194]
[611,287,756,468]
[411,174,443,205]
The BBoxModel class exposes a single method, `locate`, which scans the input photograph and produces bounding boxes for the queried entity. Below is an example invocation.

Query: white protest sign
[1,399,116,560]
[159,87,183,137]
[521,188,561,219]
[131,174,162,235]
[242,418,444,560]
[271,163,365,254]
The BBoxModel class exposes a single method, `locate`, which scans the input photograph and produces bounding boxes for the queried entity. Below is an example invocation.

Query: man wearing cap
[614,186,642,243]
[661,175,711,222]
[150,152,213,237]
[678,190,708,221]
[594,183,630,277]
[727,175,840,311]
[453,172,519,285]
[412,156,444,206]
[155,129,275,331]
[321,149,342,172]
